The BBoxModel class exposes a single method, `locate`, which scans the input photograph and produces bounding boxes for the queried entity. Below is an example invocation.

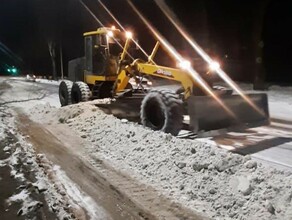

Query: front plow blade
[187,93,270,132]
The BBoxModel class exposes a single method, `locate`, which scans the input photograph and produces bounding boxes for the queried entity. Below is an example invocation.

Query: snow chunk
[7,189,29,204]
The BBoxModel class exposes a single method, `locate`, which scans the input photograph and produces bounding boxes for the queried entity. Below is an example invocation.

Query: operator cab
[84,27,125,76]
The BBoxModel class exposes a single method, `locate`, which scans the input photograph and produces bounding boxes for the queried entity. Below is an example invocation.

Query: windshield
[102,31,125,56]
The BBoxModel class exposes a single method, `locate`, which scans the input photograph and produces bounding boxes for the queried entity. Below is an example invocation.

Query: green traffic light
[6,67,18,75]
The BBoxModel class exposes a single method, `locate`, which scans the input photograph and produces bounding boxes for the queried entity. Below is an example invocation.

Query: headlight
[209,61,220,71]
[107,31,114,38]
[125,31,133,39]
[177,60,191,70]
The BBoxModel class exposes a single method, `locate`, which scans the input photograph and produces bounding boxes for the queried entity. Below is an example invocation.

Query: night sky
[0,0,292,83]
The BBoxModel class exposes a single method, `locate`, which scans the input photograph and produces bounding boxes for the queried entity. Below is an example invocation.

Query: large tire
[140,90,183,136]
[59,80,73,106]
[71,81,91,104]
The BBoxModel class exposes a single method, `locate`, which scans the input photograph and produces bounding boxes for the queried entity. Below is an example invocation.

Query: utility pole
[60,43,64,80]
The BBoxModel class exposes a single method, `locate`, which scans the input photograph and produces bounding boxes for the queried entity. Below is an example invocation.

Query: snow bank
[36,79,60,86]
[0,103,83,219]
[8,77,60,86]
[30,102,292,220]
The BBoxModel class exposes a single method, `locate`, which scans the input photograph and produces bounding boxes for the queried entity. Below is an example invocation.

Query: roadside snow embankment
[0,102,91,219]
[0,106,63,219]
[29,101,292,220]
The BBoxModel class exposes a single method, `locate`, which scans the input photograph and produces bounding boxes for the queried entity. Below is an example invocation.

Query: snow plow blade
[187,93,269,132]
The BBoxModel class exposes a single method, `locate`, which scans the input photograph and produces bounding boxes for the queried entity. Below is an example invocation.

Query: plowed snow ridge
[29,101,292,220]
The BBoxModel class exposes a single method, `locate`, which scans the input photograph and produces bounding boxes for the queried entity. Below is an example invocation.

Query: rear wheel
[140,90,183,136]
[71,81,91,104]
[59,80,73,106]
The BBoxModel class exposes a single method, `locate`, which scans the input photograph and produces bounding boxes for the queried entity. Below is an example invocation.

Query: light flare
[127,0,237,118]
[107,30,114,37]
[0,41,23,64]
[154,0,265,116]
[209,61,220,71]
[98,0,152,62]
[125,31,133,39]
[79,0,104,26]
[177,59,191,70]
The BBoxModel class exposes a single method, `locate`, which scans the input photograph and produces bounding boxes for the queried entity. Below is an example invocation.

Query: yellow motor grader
[59,27,269,135]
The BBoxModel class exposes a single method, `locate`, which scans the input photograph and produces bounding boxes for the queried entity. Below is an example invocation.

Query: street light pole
[60,43,64,80]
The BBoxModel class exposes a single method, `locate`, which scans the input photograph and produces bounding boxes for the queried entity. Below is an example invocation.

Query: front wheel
[140,90,183,136]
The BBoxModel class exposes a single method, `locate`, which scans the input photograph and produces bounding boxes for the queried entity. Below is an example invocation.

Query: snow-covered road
[206,83,292,170]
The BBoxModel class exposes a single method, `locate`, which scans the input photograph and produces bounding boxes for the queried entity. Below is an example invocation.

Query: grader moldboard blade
[187,93,270,132]
[94,93,269,135]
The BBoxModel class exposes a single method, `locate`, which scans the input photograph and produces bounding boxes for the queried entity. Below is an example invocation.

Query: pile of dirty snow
[0,104,87,219]
[29,102,292,220]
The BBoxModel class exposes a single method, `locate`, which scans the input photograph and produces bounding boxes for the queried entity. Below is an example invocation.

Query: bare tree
[48,40,57,80]
[32,0,67,80]
[251,0,271,90]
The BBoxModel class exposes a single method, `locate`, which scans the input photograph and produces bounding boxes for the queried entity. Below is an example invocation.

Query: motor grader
[59,27,269,136]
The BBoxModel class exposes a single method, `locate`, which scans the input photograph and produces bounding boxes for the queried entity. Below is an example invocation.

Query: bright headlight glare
[209,61,220,71]
[125,31,133,39]
[178,60,191,70]
[107,31,114,37]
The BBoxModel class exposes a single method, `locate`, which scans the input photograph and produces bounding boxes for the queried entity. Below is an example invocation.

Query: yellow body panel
[116,70,130,92]
[136,63,194,98]
[114,60,194,99]
[84,74,117,85]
